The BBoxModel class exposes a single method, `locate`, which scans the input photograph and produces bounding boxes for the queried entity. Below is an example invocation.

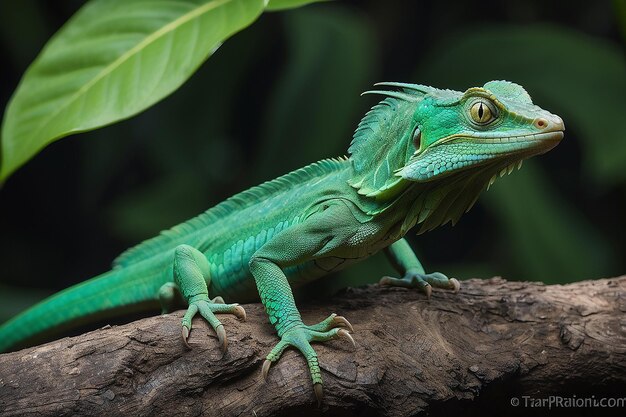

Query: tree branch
[1,277,625,416]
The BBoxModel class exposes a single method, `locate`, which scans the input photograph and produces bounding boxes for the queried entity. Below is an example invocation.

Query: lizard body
[0,81,564,402]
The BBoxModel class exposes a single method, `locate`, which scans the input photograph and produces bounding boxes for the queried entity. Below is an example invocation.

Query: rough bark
[0,277,624,417]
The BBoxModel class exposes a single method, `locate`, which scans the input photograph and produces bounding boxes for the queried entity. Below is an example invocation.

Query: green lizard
[0,80,564,402]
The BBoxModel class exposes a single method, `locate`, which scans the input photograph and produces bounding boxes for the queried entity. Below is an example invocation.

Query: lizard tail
[0,268,166,353]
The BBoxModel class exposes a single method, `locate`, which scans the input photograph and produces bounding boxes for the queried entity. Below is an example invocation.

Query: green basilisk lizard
[0,80,564,403]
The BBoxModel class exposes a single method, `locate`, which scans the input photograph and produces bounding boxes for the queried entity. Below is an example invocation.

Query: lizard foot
[181,296,246,351]
[261,324,355,405]
[380,270,460,299]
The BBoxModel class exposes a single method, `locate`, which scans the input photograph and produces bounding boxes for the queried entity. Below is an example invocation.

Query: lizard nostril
[534,118,548,129]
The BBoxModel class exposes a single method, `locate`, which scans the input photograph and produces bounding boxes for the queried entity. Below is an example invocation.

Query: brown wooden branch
[1,277,625,416]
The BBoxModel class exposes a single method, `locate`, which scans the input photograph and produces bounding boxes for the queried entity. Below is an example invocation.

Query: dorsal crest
[113,158,349,268]
[348,83,463,199]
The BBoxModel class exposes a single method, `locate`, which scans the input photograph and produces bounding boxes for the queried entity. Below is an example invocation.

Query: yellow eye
[469,101,494,124]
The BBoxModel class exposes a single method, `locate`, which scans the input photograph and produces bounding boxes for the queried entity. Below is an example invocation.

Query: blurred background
[0,0,624,324]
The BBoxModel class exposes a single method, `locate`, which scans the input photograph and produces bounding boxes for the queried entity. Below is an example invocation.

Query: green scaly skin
[0,81,564,404]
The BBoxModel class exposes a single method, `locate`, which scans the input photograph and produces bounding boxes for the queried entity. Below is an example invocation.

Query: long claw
[333,315,354,333]
[313,383,323,407]
[337,329,356,348]
[233,305,247,321]
[262,359,272,381]
[424,284,432,300]
[216,324,227,352]
[182,326,191,349]
[211,296,225,304]
[450,278,461,293]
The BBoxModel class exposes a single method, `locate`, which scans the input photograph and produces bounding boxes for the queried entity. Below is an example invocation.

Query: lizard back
[112,157,351,269]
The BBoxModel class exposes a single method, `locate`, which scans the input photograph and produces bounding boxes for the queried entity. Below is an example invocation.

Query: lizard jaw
[397,130,564,183]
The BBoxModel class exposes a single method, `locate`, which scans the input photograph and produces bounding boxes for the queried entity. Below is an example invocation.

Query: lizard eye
[469,100,495,125]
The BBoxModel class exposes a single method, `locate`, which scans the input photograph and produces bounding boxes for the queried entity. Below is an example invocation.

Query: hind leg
[167,244,246,351]
[159,283,225,314]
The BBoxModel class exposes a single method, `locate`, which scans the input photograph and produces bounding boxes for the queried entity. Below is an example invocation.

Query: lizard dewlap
[0,81,564,403]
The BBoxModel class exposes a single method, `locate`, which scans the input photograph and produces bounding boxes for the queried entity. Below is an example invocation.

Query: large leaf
[266,0,330,11]
[0,0,266,181]
[96,24,272,241]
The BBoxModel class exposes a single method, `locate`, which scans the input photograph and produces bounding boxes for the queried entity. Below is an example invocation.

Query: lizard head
[395,80,564,184]
[349,81,564,231]
[349,80,563,198]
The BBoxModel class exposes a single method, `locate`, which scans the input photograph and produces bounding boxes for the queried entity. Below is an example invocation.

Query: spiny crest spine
[113,157,349,268]
[348,95,416,199]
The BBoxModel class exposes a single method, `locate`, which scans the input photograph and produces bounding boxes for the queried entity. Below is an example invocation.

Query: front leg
[380,238,460,298]
[249,203,356,404]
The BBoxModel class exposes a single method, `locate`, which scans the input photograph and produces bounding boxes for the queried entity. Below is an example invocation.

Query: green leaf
[0,0,266,181]
[266,0,330,11]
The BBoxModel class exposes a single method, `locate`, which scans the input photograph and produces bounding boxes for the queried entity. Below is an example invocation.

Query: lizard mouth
[438,130,564,146]
[398,130,564,182]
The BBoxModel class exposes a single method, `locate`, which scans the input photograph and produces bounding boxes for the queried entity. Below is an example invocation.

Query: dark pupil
[478,103,484,120]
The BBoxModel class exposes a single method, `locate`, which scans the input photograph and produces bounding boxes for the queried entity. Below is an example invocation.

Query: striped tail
[0,267,166,353]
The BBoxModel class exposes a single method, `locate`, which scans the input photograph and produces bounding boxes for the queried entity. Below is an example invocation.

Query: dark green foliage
[0,0,624,321]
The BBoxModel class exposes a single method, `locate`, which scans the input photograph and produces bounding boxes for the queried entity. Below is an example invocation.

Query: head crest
[348,86,424,199]
[483,80,532,104]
